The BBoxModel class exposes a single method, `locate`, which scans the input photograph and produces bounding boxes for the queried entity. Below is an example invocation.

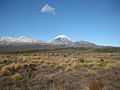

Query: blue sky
[0,0,120,46]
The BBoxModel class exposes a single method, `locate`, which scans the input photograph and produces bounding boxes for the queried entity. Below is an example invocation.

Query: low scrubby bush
[11,73,22,81]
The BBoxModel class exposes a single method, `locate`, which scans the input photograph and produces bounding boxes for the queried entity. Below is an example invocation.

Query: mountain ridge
[0,35,118,52]
[0,35,119,52]
[0,35,96,46]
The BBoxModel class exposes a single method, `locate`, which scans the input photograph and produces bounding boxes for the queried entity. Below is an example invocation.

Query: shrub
[71,62,78,68]
[1,67,11,76]
[27,70,32,78]
[0,60,9,66]
[58,63,66,69]
[1,64,15,76]
[63,54,67,57]
[15,64,23,69]
[99,59,106,67]
[1,63,23,76]
[78,57,84,63]
[65,66,73,72]
[85,70,97,77]
[100,59,104,62]
[11,73,22,81]
[0,60,7,65]
[88,78,104,90]
[1,64,15,71]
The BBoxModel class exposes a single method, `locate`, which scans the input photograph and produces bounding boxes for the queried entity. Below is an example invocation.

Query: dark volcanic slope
[0,43,62,53]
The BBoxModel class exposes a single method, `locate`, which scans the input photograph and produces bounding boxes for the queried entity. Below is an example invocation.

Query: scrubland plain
[0,48,120,90]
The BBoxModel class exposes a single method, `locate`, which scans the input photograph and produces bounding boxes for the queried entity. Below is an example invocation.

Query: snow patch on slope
[54,35,71,40]
[0,36,39,43]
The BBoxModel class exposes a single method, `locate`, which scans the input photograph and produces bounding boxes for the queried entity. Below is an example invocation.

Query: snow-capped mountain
[0,35,97,47]
[0,35,104,52]
[50,35,97,47]
[15,36,38,43]
[0,37,16,42]
[50,35,74,45]
[0,36,42,45]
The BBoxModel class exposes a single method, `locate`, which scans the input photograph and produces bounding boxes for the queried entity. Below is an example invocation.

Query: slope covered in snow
[54,35,71,40]
[50,35,74,45]
[0,36,42,44]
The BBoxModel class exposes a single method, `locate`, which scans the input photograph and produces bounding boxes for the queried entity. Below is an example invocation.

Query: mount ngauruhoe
[0,35,107,52]
[50,35,74,45]
[50,35,97,47]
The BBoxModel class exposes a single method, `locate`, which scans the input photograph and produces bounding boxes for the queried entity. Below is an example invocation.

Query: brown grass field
[0,49,120,90]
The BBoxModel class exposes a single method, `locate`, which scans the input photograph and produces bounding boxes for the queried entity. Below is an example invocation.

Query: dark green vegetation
[0,48,120,90]
[1,47,120,54]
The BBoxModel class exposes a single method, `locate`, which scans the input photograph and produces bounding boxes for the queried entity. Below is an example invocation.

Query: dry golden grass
[0,52,119,75]
[0,51,120,90]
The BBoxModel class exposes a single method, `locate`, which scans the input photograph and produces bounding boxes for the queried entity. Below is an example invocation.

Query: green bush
[27,70,32,78]
[0,60,8,65]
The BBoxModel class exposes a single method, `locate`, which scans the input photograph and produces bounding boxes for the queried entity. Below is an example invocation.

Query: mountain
[0,35,97,47]
[0,36,44,45]
[74,41,97,47]
[50,35,74,45]
[50,35,97,47]
[0,36,54,52]
[15,36,39,43]
[0,35,103,52]
[0,35,98,47]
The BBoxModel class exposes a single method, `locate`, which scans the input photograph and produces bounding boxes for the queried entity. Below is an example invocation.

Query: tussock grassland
[0,49,120,90]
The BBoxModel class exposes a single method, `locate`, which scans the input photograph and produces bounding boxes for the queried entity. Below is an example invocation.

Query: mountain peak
[54,35,71,40]
[50,35,73,45]
[18,36,28,39]
[0,36,39,43]
[16,36,38,42]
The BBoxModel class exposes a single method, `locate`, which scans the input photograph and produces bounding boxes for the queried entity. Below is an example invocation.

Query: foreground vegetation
[0,48,120,90]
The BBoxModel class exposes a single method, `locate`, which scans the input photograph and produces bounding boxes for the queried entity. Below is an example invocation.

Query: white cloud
[41,4,56,14]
